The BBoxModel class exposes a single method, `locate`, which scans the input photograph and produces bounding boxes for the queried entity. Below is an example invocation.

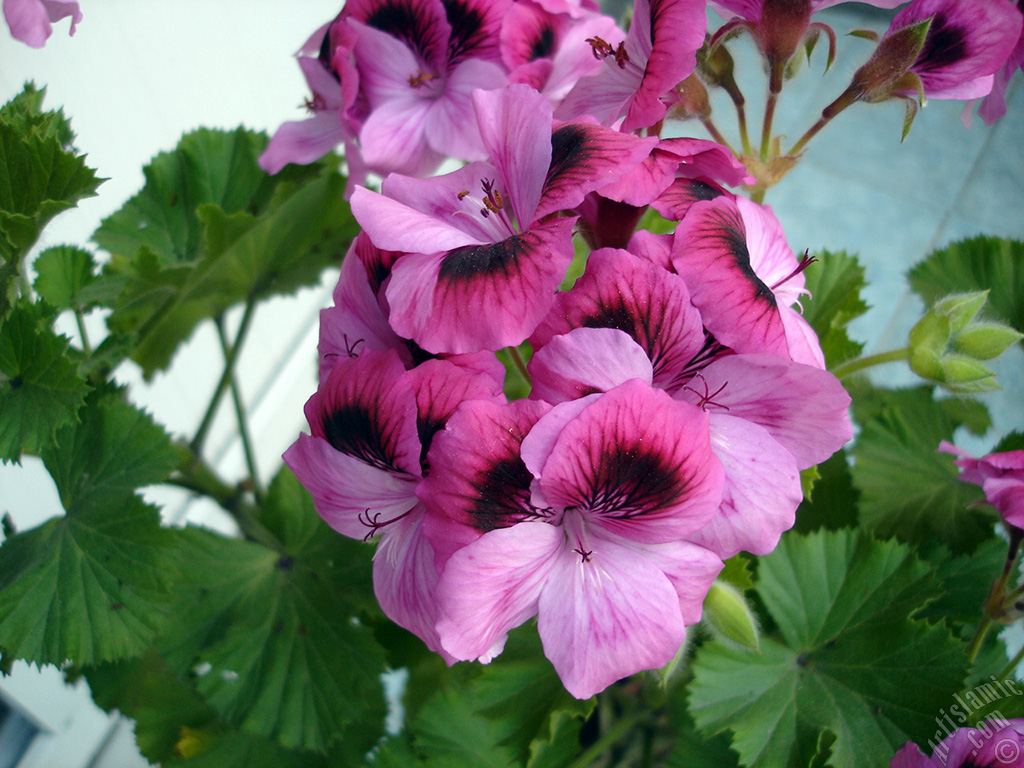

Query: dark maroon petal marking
[322,404,403,472]
[441,0,504,62]
[356,0,446,64]
[582,440,687,519]
[438,235,524,282]
[530,24,556,60]
[704,208,775,306]
[466,456,538,531]
[545,124,590,194]
[914,13,968,73]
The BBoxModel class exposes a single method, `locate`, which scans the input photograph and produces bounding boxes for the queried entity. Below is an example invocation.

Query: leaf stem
[829,347,911,379]
[997,643,1024,681]
[191,298,257,454]
[966,618,993,665]
[567,708,644,768]
[74,308,92,356]
[215,315,263,505]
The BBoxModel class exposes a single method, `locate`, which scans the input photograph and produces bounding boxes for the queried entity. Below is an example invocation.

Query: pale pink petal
[436,521,564,662]
[689,414,801,558]
[424,58,507,161]
[4,0,80,47]
[259,112,348,175]
[537,525,688,699]
[358,97,445,177]
[529,327,653,403]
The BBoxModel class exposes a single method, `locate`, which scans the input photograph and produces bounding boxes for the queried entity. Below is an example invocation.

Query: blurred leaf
[851,386,992,554]
[94,128,356,377]
[909,237,1024,342]
[995,432,1024,453]
[690,529,968,768]
[158,467,385,754]
[166,731,332,768]
[0,494,177,665]
[33,245,118,310]
[0,300,89,461]
[916,537,1006,627]
[412,686,522,768]
[802,251,869,367]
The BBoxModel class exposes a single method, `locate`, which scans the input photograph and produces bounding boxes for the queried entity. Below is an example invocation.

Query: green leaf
[801,251,869,367]
[158,469,385,754]
[794,450,859,534]
[916,537,1006,628]
[909,237,1024,343]
[84,647,218,764]
[0,494,178,665]
[40,390,179,514]
[690,529,969,768]
[94,128,357,377]
[167,731,332,768]
[412,686,522,768]
[851,386,992,553]
[0,300,90,462]
[995,432,1024,454]
[34,245,113,310]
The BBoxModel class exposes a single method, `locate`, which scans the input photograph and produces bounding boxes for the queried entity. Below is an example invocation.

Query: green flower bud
[935,290,989,333]
[909,346,944,381]
[940,355,998,393]
[908,312,950,354]
[953,322,1024,360]
[703,581,760,650]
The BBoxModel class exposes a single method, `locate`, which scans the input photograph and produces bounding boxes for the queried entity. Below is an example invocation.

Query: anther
[683,373,730,411]
[771,250,818,292]
[408,71,438,88]
[574,547,593,563]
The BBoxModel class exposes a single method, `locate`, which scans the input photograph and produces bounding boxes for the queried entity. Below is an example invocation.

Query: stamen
[771,250,818,292]
[408,71,438,88]
[342,334,365,358]
[585,36,630,68]
[357,507,414,542]
[682,373,730,412]
[481,178,504,213]
[457,190,470,200]
[574,546,593,563]
[303,94,326,113]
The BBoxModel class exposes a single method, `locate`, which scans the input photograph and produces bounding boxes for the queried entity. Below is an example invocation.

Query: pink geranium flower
[940,441,1024,530]
[977,1,1024,124]
[555,0,708,132]
[891,718,1024,767]
[3,0,80,47]
[427,380,725,699]
[351,84,655,353]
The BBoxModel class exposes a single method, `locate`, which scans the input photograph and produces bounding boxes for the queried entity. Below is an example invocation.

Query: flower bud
[953,323,1024,360]
[834,18,930,111]
[934,290,988,333]
[703,581,760,650]
[939,355,998,393]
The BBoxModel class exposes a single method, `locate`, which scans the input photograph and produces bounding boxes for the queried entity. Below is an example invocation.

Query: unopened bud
[845,18,930,103]
[939,355,998,393]
[908,312,950,354]
[670,74,711,119]
[703,581,760,650]
[935,291,988,333]
[953,323,1024,360]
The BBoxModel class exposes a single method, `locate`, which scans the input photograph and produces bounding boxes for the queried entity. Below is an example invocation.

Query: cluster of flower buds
[269,0,1023,698]
[909,291,1023,393]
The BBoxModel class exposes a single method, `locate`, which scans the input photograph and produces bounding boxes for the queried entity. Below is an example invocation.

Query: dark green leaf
[690,530,968,768]
[802,251,869,367]
[34,245,116,310]
[167,730,332,768]
[995,432,1024,454]
[0,300,90,461]
[0,495,177,665]
[84,647,217,764]
[794,450,859,534]
[851,386,992,554]
[158,512,385,753]
[909,237,1024,343]
[916,538,1005,627]
[412,686,522,768]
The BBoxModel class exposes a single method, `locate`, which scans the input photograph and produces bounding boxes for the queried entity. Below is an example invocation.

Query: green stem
[829,347,911,380]
[191,299,257,454]
[967,618,993,665]
[508,345,531,387]
[215,315,263,505]
[998,644,1024,682]
[170,442,282,552]
[788,86,860,157]
[74,308,92,356]
[567,709,644,768]
[759,62,785,162]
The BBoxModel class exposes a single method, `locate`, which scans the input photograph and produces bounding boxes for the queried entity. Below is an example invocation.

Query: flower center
[408,69,439,88]
[587,35,630,69]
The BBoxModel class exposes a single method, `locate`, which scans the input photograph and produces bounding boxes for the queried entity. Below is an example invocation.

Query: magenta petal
[385,216,577,353]
[527,380,724,543]
[616,537,723,626]
[436,522,564,662]
[472,85,553,228]
[372,506,454,660]
[537,526,688,699]
[259,113,348,174]
[651,177,728,222]
[529,327,653,403]
[284,434,419,541]
[531,248,706,389]
[358,98,446,178]
[420,399,550,564]
[690,414,801,558]
[424,59,507,161]
[681,354,853,469]
[345,0,450,71]
[672,196,791,359]
[535,122,657,221]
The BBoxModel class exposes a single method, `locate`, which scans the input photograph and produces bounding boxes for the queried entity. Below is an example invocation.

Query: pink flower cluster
[276,0,1021,699]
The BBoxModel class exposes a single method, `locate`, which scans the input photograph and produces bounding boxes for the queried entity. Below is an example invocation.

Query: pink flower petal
[529,327,654,403]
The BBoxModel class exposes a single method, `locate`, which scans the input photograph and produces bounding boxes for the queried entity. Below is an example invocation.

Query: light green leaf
[0,495,177,665]
[851,386,992,553]
[0,300,89,462]
[690,529,968,768]
[909,237,1024,343]
[34,245,117,310]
